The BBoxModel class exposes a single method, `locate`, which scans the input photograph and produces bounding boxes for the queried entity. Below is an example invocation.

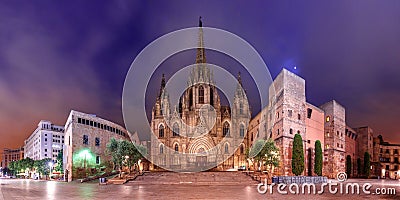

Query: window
[159,124,164,138]
[173,123,179,136]
[189,88,193,110]
[210,87,214,106]
[45,149,47,152]
[298,114,301,120]
[239,103,243,114]
[198,86,204,104]
[326,116,330,122]
[160,145,164,154]
[288,110,292,117]
[240,145,244,154]
[95,137,100,146]
[224,143,229,154]
[223,122,230,136]
[78,118,82,123]
[307,108,312,118]
[174,144,179,153]
[45,138,47,142]
[83,135,88,145]
[290,128,293,134]
[85,119,89,125]
[90,121,93,126]
[277,129,280,135]
[96,156,100,165]
[94,122,97,127]
[239,124,245,137]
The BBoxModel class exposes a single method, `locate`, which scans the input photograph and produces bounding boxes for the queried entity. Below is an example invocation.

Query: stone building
[249,69,348,178]
[63,110,137,181]
[354,126,374,164]
[305,103,325,176]
[150,19,251,171]
[320,100,346,178]
[267,69,307,176]
[1,147,24,169]
[24,120,64,163]
[345,126,358,177]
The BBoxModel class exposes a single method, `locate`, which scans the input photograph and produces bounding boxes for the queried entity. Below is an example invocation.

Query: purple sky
[1,0,400,153]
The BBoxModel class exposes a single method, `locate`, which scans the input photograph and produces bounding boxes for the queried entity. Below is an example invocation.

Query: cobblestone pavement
[0,178,399,200]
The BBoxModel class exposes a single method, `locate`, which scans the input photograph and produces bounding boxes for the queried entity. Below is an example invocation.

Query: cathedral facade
[149,19,251,171]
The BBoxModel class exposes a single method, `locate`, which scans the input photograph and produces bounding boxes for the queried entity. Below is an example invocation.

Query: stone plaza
[0,174,399,200]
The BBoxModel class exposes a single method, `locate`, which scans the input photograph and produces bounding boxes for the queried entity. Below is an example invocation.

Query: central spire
[195,16,206,64]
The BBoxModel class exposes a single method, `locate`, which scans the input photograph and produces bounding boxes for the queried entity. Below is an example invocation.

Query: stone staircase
[131,171,258,185]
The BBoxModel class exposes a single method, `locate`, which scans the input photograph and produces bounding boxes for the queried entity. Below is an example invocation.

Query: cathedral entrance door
[196,156,207,167]
[196,147,207,168]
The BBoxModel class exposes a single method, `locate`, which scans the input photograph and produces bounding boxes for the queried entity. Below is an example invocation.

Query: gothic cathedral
[150,18,251,171]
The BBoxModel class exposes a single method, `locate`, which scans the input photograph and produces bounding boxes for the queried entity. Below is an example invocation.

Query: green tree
[8,161,16,175]
[55,150,63,173]
[34,158,52,179]
[249,139,280,172]
[292,133,305,176]
[314,140,323,176]
[346,155,352,177]
[106,138,121,171]
[249,140,266,171]
[363,152,371,178]
[262,138,280,173]
[107,138,147,177]
[357,158,362,177]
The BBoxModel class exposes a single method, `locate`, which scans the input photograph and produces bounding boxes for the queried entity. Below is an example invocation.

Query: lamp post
[48,162,53,180]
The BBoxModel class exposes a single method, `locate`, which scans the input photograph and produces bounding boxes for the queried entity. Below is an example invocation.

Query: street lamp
[48,162,53,180]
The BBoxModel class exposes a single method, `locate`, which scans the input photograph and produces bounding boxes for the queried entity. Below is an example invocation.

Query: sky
[1,0,400,156]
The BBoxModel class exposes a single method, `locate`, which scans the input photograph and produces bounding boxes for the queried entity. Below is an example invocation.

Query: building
[63,110,133,181]
[319,100,346,178]
[345,126,358,177]
[1,147,24,168]
[373,135,400,179]
[149,18,251,171]
[24,120,65,163]
[355,126,374,164]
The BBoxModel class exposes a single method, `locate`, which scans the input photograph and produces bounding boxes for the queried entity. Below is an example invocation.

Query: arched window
[189,88,193,110]
[160,144,164,154]
[173,123,179,136]
[198,86,204,104]
[224,143,229,154]
[174,144,179,153]
[210,87,214,106]
[240,124,245,137]
[239,103,243,114]
[223,122,230,136]
[240,145,244,154]
[159,124,164,138]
